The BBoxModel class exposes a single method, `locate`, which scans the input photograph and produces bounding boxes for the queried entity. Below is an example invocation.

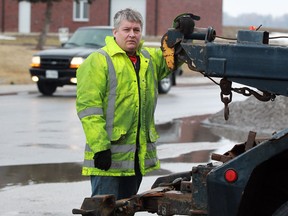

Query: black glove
[93,149,112,171]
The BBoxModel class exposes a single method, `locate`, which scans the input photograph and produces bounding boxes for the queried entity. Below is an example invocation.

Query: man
[76,8,172,200]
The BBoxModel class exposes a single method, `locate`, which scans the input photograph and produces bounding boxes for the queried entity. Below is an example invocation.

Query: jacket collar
[105,36,144,57]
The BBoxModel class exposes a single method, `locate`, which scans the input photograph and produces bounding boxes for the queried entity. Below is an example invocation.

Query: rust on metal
[245,131,257,151]
[211,153,233,163]
[157,192,192,215]
[72,194,116,216]
[190,209,208,215]
[180,181,192,193]
[211,131,271,163]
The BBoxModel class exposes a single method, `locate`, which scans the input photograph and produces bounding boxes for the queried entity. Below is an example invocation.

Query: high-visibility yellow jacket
[76,36,171,176]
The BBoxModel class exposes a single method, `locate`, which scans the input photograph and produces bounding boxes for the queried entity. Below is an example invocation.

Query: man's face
[113,20,142,55]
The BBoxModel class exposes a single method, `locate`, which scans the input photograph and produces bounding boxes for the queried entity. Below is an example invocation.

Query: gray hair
[113,8,143,30]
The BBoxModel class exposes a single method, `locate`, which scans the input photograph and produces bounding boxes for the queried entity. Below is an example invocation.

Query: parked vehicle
[29,26,181,96]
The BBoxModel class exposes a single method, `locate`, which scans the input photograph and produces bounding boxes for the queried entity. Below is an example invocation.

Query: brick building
[0,0,222,36]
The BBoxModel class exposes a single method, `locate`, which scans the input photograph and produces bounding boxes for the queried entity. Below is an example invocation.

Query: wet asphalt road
[0,79,247,215]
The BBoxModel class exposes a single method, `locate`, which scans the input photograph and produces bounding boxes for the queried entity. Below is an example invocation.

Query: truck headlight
[30,56,40,68]
[70,57,84,68]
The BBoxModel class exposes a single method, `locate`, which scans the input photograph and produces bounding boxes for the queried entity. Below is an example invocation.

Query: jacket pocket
[111,127,127,144]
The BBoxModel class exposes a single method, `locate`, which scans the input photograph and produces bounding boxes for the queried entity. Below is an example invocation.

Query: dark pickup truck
[29,26,181,96]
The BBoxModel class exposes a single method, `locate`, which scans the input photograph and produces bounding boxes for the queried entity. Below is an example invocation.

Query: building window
[73,0,89,21]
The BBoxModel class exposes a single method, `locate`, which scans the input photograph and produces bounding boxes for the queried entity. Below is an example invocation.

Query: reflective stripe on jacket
[76,36,171,176]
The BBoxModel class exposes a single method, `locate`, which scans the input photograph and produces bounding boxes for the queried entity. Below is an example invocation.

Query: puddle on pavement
[0,162,87,190]
[0,114,227,190]
[156,114,221,144]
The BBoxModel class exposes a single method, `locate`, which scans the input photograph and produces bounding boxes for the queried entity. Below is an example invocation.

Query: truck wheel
[37,82,57,96]
[158,74,172,94]
[273,201,288,216]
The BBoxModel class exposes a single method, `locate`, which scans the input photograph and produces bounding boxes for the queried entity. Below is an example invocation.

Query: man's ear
[112,29,117,37]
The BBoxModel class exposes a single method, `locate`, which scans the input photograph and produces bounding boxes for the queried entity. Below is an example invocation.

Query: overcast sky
[223,0,288,17]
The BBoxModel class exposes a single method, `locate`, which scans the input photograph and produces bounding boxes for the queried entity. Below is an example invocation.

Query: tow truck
[72,14,288,216]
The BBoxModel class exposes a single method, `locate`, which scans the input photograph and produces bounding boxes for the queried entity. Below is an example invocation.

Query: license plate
[46,70,58,79]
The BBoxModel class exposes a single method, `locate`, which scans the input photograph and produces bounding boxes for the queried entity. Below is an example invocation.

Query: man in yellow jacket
[76,8,171,200]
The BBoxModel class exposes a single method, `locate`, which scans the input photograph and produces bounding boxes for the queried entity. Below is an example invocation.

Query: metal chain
[191,73,277,120]
[218,78,276,120]
[221,93,231,120]
[232,87,276,101]
[219,79,233,120]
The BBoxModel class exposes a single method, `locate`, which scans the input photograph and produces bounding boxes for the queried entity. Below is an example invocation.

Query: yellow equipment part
[161,33,175,71]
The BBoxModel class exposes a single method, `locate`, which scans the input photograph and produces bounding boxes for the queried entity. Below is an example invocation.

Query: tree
[35,0,58,50]
[18,0,94,50]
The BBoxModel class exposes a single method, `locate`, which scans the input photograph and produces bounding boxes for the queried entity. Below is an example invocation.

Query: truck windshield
[64,28,113,48]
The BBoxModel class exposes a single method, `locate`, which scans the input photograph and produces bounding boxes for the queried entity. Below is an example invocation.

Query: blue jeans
[90,156,142,200]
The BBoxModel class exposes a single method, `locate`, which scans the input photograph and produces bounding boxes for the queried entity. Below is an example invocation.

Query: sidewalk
[0,84,38,95]
[0,76,214,95]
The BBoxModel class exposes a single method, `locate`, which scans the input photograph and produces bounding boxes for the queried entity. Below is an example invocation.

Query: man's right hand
[93,149,112,171]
